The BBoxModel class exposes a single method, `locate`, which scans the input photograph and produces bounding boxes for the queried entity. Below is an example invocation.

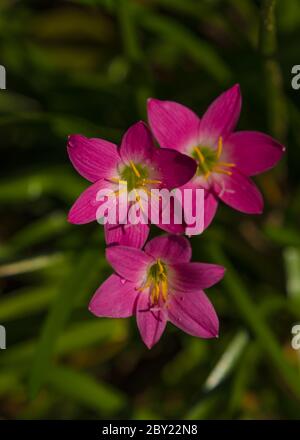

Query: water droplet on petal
[120,278,126,285]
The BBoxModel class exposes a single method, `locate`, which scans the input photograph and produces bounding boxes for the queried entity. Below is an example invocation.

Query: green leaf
[135,6,232,84]
[228,343,260,416]
[0,371,21,395]
[0,167,85,203]
[284,247,300,299]
[184,394,219,420]
[46,366,126,415]
[117,0,142,62]
[28,249,104,398]
[0,319,126,367]
[209,243,300,400]
[0,213,70,260]
[0,286,56,322]
[163,338,208,385]
[203,331,249,392]
[0,254,64,278]
[263,225,300,247]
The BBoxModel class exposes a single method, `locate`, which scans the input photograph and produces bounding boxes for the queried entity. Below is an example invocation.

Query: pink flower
[147,84,285,230]
[89,234,224,349]
[67,121,196,247]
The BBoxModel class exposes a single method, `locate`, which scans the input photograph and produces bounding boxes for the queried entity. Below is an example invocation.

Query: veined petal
[226,131,285,176]
[120,121,156,164]
[167,289,219,338]
[169,262,225,291]
[158,192,186,234]
[145,234,192,263]
[199,84,241,144]
[136,292,167,349]
[89,274,138,318]
[67,135,120,182]
[142,188,185,234]
[152,149,197,189]
[104,223,150,248]
[106,246,153,282]
[157,220,185,234]
[214,170,264,214]
[147,98,201,153]
[68,179,115,224]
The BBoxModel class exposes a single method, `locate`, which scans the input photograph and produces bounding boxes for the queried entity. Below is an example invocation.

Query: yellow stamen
[136,279,151,292]
[161,279,168,302]
[134,189,144,212]
[214,168,232,176]
[194,146,206,164]
[152,283,159,303]
[108,188,127,198]
[217,162,235,168]
[157,259,164,275]
[216,136,223,159]
[129,160,141,178]
[142,178,162,185]
[193,137,235,179]
[194,146,211,177]
[138,259,169,305]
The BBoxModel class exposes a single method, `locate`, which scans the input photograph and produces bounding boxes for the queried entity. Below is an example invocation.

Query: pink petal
[120,121,155,164]
[106,246,153,282]
[180,180,218,233]
[226,131,285,176]
[157,194,186,235]
[144,234,192,263]
[67,135,120,182]
[143,188,185,234]
[199,84,241,144]
[68,179,115,224]
[213,170,264,214]
[136,292,167,349]
[104,223,150,248]
[167,289,219,338]
[169,262,225,291]
[147,98,201,153]
[152,149,197,189]
[89,274,138,318]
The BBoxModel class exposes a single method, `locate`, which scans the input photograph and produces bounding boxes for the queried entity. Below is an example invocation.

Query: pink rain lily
[147,84,285,230]
[89,234,225,349]
[67,121,196,247]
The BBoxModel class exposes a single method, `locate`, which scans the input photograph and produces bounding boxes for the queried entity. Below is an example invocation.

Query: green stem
[117,0,142,63]
[259,0,277,57]
[117,0,153,119]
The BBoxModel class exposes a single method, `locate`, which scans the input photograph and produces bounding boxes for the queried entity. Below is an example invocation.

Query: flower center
[108,161,162,210]
[192,136,235,180]
[138,259,168,305]
[120,161,149,192]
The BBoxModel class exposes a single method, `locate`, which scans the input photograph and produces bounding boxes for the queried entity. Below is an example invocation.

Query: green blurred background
[0,0,300,420]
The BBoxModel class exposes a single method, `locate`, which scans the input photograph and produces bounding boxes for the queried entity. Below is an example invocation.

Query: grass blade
[28,249,104,398]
